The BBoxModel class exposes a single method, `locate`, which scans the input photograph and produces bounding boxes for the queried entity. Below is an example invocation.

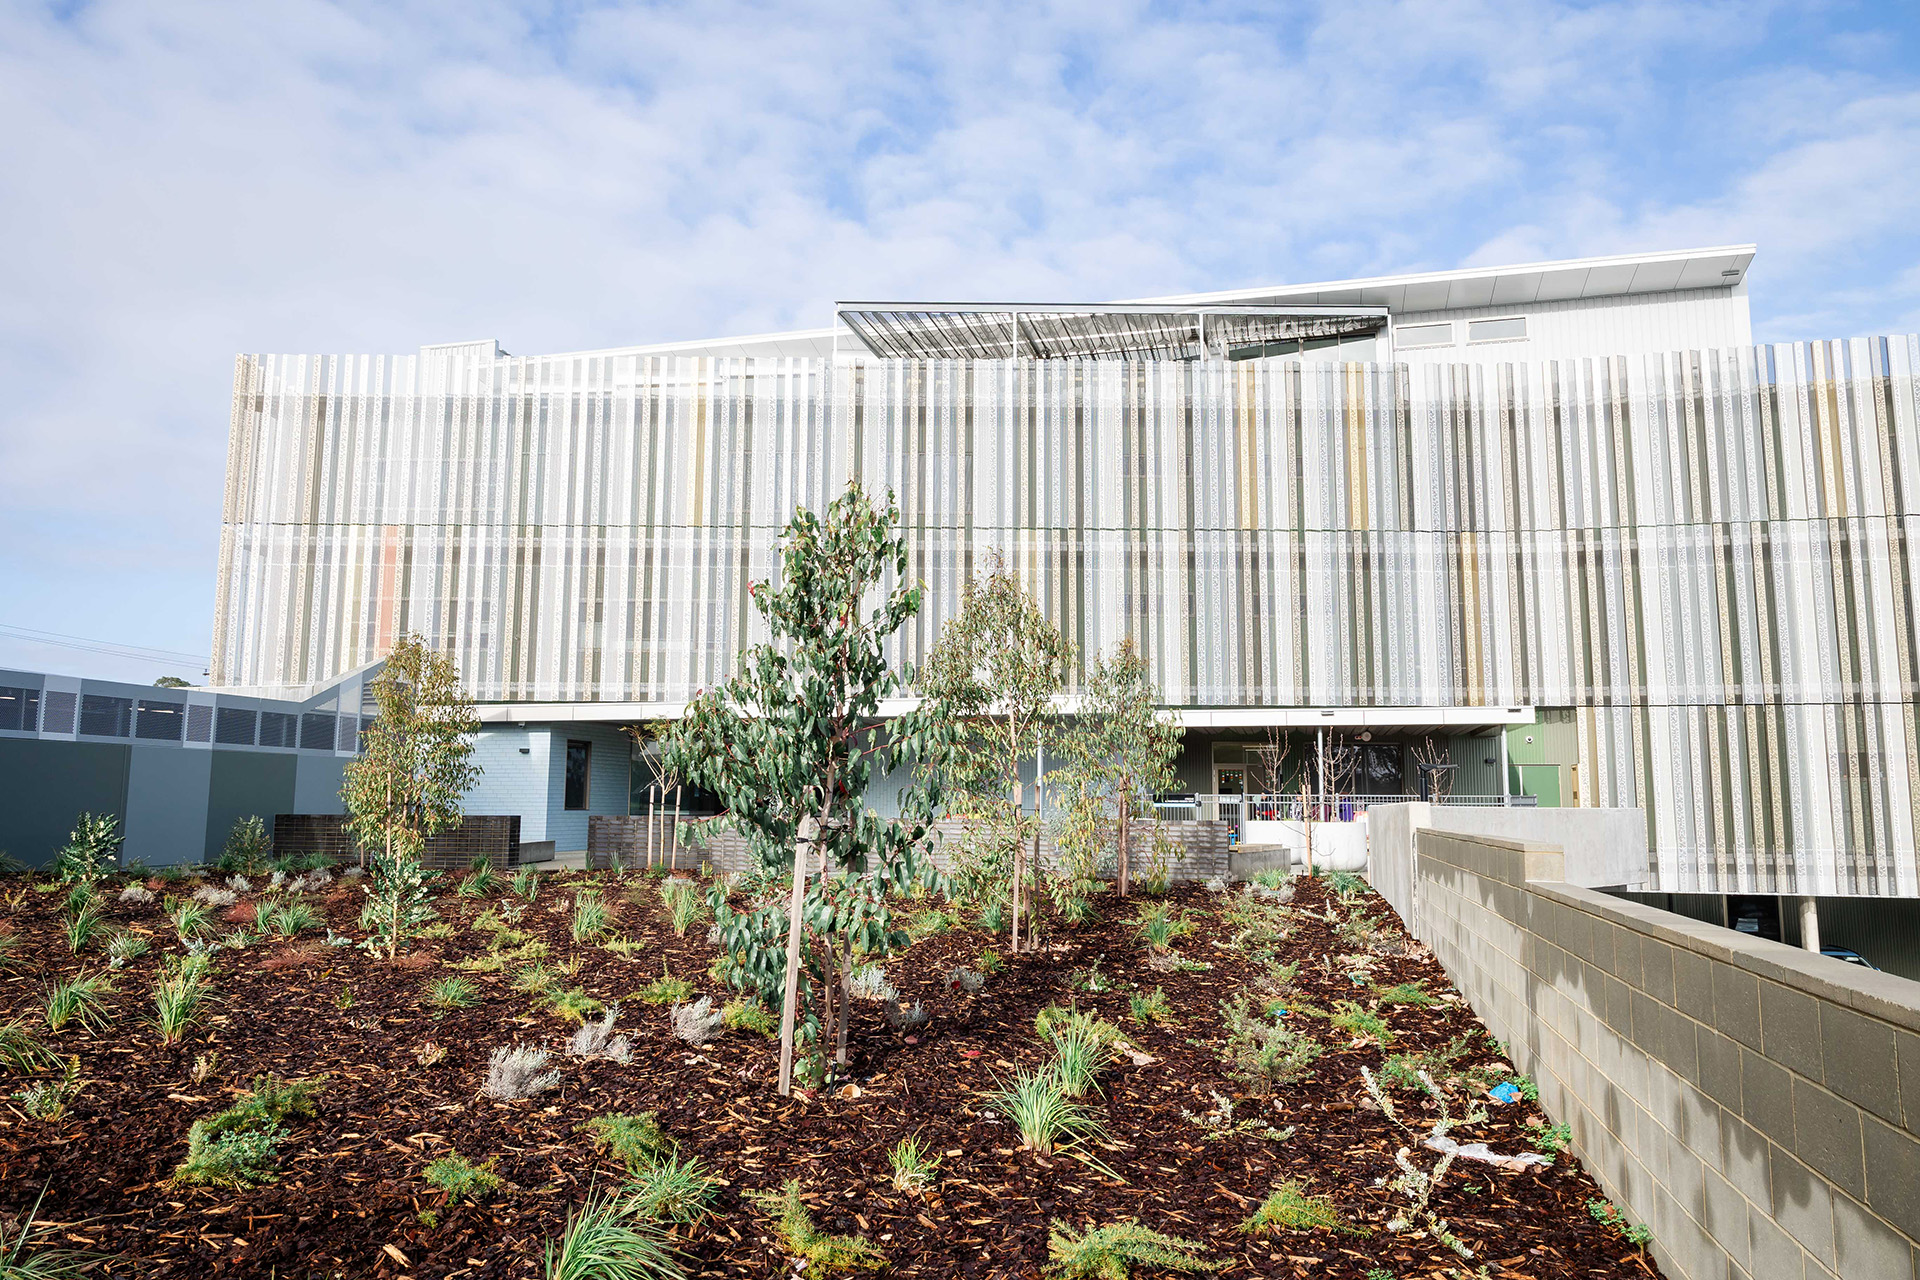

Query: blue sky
[3,0,1919,683]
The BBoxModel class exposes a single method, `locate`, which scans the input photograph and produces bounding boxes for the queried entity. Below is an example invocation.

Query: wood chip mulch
[0,868,1663,1278]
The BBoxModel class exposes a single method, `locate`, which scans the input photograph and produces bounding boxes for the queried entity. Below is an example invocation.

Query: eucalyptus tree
[920,550,1072,952]
[664,484,949,1094]
[340,633,479,959]
[1056,639,1184,898]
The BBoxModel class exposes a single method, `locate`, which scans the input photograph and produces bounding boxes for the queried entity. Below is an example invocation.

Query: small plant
[637,966,695,1005]
[484,1044,560,1099]
[0,1184,102,1277]
[1049,1022,1115,1099]
[888,1135,940,1194]
[846,964,896,1002]
[583,1112,674,1173]
[658,879,705,937]
[1240,1179,1365,1234]
[263,899,323,938]
[424,1152,504,1205]
[153,958,213,1045]
[54,812,121,885]
[1373,981,1436,1007]
[217,814,272,874]
[1515,1073,1540,1102]
[977,948,1004,975]
[571,891,612,943]
[570,1005,633,1063]
[1588,1198,1652,1248]
[750,1179,886,1273]
[190,1050,221,1084]
[624,1153,718,1223]
[722,998,776,1036]
[426,976,481,1010]
[220,928,254,950]
[544,987,606,1025]
[0,1017,56,1074]
[63,900,107,954]
[1133,900,1193,953]
[172,1074,326,1188]
[1069,959,1111,993]
[511,866,540,900]
[457,858,499,899]
[166,897,213,941]
[513,962,559,994]
[1044,1219,1216,1278]
[946,966,985,994]
[44,972,114,1033]
[12,1056,85,1120]
[1129,987,1173,1025]
[1330,999,1392,1045]
[670,996,724,1045]
[883,998,929,1029]
[544,1194,686,1280]
[987,1067,1108,1158]
[1219,993,1323,1094]
[105,931,150,969]
[906,907,955,939]
[1322,869,1367,898]
[1529,1119,1571,1157]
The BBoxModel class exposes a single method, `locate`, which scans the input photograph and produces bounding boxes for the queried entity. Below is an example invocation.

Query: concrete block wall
[1406,829,1920,1280]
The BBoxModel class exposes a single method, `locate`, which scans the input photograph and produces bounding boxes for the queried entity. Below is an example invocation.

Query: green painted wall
[0,739,130,867]
[1506,710,1580,806]
[205,751,300,863]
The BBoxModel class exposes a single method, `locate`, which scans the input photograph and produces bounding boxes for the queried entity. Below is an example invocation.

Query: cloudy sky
[3,0,1919,683]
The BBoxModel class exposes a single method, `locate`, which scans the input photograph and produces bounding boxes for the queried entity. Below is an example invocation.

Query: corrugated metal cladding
[1397,287,1752,366]
[215,337,1920,898]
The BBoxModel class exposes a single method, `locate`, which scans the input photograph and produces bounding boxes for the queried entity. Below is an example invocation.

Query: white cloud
[0,0,1916,676]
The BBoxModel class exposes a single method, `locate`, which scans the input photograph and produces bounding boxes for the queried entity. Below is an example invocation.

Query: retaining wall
[1404,828,1920,1280]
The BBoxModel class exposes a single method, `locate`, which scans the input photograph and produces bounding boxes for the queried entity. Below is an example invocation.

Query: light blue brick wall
[465,726,553,842]
[544,723,632,853]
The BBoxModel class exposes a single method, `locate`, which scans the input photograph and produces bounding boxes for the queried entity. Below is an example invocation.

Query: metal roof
[1130,244,1756,314]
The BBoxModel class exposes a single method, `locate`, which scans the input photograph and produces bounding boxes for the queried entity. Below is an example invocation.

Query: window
[1467,316,1527,343]
[258,711,296,748]
[79,694,132,737]
[134,700,185,742]
[565,739,592,810]
[300,712,336,751]
[1397,322,1453,349]
[215,706,258,745]
[0,686,40,732]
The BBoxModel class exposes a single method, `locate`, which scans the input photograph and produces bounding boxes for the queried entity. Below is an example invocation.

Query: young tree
[1056,639,1183,898]
[920,550,1071,952]
[665,484,949,1094]
[340,634,480,959]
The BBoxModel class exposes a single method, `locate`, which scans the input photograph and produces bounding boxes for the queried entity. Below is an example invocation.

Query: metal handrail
[1151,792,1509,822]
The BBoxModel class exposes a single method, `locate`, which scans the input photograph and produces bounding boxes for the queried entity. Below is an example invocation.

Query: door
[1213,767,1244,827]
[1517,764,1561,807]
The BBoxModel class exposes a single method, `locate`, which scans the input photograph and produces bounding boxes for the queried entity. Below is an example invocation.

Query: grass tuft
[44,972,114,1034]
[544,1194,686,1280]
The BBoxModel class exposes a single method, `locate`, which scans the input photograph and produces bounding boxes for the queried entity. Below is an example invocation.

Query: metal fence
[1152,793,1510,823]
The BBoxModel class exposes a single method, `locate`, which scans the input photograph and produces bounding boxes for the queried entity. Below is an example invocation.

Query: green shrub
[1330,999,1392,1045]
[1129,987,1173,1025]
[636,968,694,1005]
[722,998,776,1037]
[749,1180,885,1273]
[1045,1220,1216,1278]
[423,1152,503,1205]
[172,1075,326,1188]
[582,1112,674,1174]
[1219,993,1322,1093]
[624,1153,717,1224]
[1240,1179,1365,1234]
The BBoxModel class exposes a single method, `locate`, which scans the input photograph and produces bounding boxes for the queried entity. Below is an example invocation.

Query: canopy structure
[833,301,1390,362]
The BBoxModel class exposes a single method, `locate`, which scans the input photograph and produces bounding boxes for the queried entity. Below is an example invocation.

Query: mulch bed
[0,868,1663,1278]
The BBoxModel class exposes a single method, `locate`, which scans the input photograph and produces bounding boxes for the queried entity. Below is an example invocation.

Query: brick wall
[589,815,1233,883]
[272,813,523,870]
[1402,829,1920,1280]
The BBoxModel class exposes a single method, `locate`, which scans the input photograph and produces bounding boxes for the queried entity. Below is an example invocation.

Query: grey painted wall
[126,748,211,868]
[204,751,299,862]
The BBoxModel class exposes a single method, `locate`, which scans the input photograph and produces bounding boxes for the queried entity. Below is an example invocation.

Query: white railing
[1152,792,1510,822]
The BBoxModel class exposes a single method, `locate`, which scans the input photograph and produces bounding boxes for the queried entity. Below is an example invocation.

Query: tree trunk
[1117,793,1131,898]
[777,815,816,1096]
[1009,774,1024,955]
[1026,805,1043,951]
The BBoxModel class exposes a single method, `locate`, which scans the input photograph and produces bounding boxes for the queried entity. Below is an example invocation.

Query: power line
[0,623,210,668]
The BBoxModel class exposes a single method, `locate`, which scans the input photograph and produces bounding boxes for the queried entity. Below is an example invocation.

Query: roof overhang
[833,301,1389,362]
[1131,244,1757,314]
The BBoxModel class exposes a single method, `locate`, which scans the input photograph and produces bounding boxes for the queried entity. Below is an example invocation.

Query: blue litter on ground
[1488,1082,1521,1104]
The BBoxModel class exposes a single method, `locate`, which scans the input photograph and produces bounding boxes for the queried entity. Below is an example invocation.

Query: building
[177,244,1910,903]
[0,667,366,867]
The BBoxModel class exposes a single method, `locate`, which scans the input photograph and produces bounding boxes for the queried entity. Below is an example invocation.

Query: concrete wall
[1369,803,1649,931]
[1402,828,1920,1280]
